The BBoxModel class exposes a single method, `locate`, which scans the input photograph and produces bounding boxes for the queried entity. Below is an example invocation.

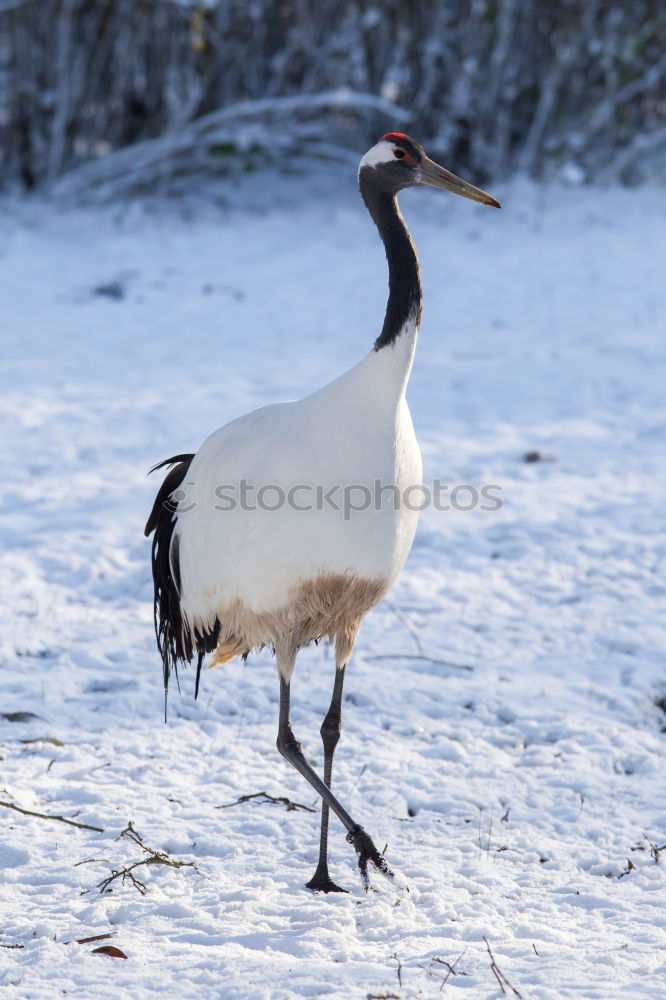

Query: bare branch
[483,937,522,998]
[98,864,149,896]
[52,90,411,199]
[97,823,198,895]
[0,799,104,832]
[424,950,467,990]
[216,791,316,813]
[600,128,666,184]
[586,54,666,139]
[46,0,76,182]
[3,2,664,186]
[66,933,115,945]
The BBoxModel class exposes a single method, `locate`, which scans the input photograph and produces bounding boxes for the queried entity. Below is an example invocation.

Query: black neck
[359,172,422,351]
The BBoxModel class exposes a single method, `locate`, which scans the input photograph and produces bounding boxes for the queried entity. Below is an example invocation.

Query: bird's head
[359,133,500,208]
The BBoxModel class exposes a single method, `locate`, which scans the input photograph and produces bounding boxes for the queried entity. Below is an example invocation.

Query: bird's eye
[393,149,406,159]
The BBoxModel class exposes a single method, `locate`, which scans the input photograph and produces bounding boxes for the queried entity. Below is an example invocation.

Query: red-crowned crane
[145,133,500,893]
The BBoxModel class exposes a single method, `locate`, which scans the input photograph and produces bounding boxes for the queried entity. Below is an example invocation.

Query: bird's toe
[346,824,396,891]
[306,875,348,894]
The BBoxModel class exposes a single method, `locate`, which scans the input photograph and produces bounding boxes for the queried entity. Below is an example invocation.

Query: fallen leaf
[92,945,128,959]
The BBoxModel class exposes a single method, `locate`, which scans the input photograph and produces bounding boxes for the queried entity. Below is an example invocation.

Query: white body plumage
[174,317,422,669]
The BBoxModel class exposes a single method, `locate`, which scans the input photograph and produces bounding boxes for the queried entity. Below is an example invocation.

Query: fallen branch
[97,823,197,896]
[53,90,411,199]
[88,762,111,775]
[483,937,522,998]
[98,864,149,896]
[217,791,316,813]
[67,933,115,945]
[0,800,104,832]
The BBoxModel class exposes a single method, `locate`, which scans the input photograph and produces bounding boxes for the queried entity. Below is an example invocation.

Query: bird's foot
[306,860,348,893]
[305,871,348,894]
[346,824,395,892]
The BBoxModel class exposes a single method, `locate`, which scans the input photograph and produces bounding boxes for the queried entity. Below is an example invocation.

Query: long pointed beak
[418,155,501,208]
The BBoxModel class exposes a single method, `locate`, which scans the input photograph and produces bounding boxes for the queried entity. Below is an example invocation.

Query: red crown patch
[381,132,410,142]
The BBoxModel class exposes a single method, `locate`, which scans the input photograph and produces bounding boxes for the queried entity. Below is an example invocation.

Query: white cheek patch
[359,140,397,169]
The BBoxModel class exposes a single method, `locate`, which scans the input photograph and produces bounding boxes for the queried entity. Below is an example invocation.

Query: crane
[145,133,499,893]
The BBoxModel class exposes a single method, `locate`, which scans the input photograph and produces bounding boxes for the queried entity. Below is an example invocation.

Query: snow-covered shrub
[1,0,664,191]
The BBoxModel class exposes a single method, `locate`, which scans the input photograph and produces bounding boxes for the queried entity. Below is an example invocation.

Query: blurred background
[1,0,665,196]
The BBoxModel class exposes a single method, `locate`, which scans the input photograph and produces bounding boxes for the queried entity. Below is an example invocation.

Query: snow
[1,167,665,998]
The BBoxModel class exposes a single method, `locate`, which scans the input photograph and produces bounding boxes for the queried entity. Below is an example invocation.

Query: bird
[145,133,499,893]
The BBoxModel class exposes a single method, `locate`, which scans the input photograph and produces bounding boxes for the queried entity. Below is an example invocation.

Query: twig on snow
[98,864,149,896]
[65,933,115,945]
[88,762,112,775]
[97,823,197,895]
[483,937,522,997]
[349,763,368,797]
[651,843,666,864]
[421,950,467,990]
[391,952,403,988]
[0,799,104,832]
[630,836,666,864]
[216,791,316,813]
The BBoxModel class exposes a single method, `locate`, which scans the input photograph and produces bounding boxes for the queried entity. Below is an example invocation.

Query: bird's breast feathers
[173,356,421,628]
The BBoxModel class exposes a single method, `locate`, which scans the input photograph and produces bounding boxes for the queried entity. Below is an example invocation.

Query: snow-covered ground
[1,167,665,999]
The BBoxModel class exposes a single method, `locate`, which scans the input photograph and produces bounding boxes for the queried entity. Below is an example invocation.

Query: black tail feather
[145,454,219,716]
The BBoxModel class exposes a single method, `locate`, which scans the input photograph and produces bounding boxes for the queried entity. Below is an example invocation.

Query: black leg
[306,664,347,893]
[276,673,393,892]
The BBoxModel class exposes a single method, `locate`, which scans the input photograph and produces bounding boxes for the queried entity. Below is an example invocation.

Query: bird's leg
[276,673,393,892]
[306,663,347,893]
